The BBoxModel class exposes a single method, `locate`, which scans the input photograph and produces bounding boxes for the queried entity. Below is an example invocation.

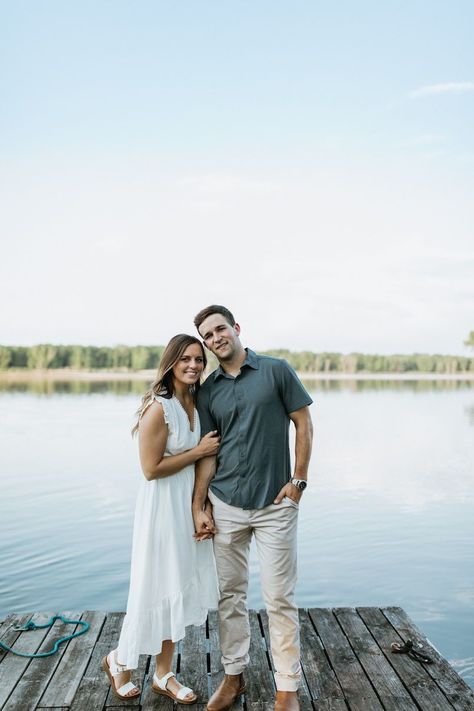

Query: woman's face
[172,343,205,387]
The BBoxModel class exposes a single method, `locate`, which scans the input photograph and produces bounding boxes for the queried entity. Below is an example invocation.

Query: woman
[102,334,220,702]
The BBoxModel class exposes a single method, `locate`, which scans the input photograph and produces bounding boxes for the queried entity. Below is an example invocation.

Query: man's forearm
[294,416,313,479]
[193,455,216,511]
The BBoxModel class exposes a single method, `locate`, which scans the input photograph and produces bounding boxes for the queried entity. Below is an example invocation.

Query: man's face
[198,313,241,361]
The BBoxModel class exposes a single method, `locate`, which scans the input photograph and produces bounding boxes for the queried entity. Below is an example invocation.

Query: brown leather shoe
[274,690,300,711]
[207,674,246,711]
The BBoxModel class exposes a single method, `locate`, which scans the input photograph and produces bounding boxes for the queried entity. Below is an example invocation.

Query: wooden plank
[3,611,83,711]
[178,621,208,711]
[178,621,208,702]
[382,607,474,711]
[70,612,130,711]
[334,608,417,711]
[208,610,224,695]
[37,610,105,708]
[309,608,383,711]
[105,647,147,710]
[140,636,177,711]
[0,613,34,665]
[357,607,455,711]
[74,612,123,707]
[296,609,348,710]
[259,609,314,711]
[208,610,243,711]
[0,611,55,709]
[245,609,275,711]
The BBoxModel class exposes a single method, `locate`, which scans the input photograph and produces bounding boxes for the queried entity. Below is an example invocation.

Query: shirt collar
[213,348,259,380]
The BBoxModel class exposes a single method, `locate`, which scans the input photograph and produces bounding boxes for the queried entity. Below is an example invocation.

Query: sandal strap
[154,671,175,690]
[108,651,128,675]
[177,685,193,700]
[117,681,138,696]
[153,672,194,699]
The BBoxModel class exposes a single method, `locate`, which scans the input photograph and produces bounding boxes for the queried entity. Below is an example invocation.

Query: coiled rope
[0,615,89,658]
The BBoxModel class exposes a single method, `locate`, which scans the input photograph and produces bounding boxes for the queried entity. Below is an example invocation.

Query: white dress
[117,394,219,669]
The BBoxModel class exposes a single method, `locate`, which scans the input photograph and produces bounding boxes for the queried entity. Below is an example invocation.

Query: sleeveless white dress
[117,394,219,669]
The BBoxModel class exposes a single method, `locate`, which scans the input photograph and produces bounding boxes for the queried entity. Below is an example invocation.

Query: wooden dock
[1,607,473,710]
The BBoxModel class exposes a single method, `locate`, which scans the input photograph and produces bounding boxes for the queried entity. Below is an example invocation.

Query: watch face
[298,480,307,490]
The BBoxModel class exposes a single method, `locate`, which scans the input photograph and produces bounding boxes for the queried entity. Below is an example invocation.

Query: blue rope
[0,615,90,658]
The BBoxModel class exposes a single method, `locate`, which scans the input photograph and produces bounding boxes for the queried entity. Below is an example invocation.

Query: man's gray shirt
[197,349,313,510]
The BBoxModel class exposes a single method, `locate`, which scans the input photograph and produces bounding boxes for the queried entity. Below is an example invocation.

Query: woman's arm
[139,401,219,481]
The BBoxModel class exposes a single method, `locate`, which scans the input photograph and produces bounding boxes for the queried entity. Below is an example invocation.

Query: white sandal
[151,671,197,704]
[102,651,141,700]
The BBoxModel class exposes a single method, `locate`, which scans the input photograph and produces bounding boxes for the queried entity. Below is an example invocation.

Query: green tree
[0,347,11,370]
[10,347,28,367]
[131,346,150,371]
[49,345,69,368]
[27,344,58,369]
[112,345,132,369]
[68,345,84,369]
[95,347,113,368]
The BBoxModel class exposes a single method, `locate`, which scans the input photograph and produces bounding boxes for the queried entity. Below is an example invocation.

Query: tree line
[0,345,164,371]
[0,344,472,374]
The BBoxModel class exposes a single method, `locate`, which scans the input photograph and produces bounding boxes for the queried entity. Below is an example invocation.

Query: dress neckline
[173,395,196,432]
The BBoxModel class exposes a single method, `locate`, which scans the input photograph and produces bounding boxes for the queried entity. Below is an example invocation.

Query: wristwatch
[290,478,307,491]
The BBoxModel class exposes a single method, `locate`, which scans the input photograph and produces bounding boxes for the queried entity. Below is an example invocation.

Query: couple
[102,305,313,711]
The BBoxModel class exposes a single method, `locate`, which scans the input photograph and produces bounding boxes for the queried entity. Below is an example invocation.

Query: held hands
[273,481,303,505]
[196,431,220,459]
[193,504,216,542]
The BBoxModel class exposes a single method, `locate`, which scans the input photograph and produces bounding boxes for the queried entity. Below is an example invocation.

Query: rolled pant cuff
[274,673,300,692]
[224,662,247,676]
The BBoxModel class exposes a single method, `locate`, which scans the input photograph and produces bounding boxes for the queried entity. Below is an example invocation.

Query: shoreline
[0,369,473,382]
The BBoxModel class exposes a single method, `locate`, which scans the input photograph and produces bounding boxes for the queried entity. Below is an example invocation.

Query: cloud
[410,82,474,98]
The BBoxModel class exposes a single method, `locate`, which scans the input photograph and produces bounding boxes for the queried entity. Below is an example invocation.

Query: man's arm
[290,405,313,479]
[274,405,313,504]
[192,454,217,539]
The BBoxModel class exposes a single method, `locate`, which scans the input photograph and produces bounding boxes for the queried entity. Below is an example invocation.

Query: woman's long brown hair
[131,334,207,436]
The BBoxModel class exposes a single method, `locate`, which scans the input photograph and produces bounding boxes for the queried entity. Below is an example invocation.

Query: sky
[1,1,473,355]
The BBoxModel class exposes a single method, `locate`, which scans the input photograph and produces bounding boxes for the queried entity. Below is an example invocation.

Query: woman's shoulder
[138,394,171,425]
[139,397,166,424]
[152,393,172,404]
[150,394,177,428]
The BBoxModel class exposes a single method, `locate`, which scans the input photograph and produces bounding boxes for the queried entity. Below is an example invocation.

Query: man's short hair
[194,305,236,333]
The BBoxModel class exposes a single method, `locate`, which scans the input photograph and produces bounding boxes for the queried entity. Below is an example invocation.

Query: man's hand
[273,481,303,505]
[193,455,217,540]
[193,507,216,541]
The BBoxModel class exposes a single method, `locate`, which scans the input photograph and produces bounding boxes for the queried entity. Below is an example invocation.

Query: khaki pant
[209,490,301,692]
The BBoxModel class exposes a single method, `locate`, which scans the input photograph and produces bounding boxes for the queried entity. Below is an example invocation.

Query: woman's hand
[195,431,220,459]
[193,508,216,540]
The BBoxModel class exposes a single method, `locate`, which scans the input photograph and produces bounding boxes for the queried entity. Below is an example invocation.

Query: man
[192,305,313,711]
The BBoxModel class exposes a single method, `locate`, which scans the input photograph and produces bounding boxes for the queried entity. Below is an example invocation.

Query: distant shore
[1,369,473,382]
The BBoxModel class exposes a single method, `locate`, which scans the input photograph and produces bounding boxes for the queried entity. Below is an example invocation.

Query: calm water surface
[1,378,473,688]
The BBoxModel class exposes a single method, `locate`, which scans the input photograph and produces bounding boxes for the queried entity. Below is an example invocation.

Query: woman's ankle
[155,667,172,679]
[110,650,128,670]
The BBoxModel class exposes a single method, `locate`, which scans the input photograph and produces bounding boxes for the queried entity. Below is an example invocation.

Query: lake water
[1,378,473,688]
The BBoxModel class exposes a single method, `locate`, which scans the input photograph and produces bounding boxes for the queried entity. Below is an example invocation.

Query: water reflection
[0,377,472,396]
[301,378,474,393]
[0,379,150,396]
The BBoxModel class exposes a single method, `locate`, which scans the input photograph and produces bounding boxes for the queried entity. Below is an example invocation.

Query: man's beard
[215,344,234,361]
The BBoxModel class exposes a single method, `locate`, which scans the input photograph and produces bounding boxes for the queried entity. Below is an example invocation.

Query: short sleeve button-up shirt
[197,348,313,509]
